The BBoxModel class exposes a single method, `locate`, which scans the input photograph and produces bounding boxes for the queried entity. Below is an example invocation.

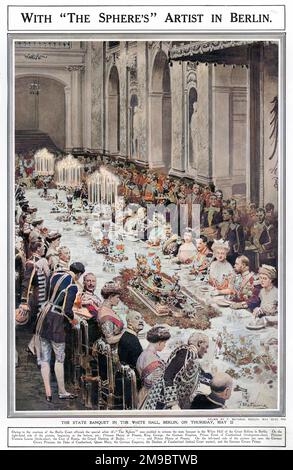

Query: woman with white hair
[208,239,235,293]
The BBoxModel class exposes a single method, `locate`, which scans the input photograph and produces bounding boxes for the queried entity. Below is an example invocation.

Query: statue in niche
[189,100,198,169]
[132,105,140,158]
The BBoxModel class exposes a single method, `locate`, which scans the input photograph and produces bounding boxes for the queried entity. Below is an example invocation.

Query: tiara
[211,239,230,251]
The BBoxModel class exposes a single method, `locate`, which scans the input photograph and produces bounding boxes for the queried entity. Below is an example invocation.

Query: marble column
[64,85,72,149]
[66,65,84,149]
[83,44,92,149]
[149,92,161,167]
[90,42,104,151]
[136,42,148,164]
[170,61,185,175]
[248,43,264,205]
[119,44,127,157]
[196,63,213,185]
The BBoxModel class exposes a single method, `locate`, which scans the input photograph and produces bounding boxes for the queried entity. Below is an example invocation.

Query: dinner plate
[215,299,231,307]
[246,322,266,330]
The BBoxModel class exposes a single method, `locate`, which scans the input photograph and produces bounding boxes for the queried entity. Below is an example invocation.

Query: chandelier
[29,79,40,95]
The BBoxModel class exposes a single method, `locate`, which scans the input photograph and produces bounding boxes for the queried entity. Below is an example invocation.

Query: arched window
[150,50,172,169]
[107,66,120,153]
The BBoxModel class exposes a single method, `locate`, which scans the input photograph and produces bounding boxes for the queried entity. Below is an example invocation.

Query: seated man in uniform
[80,273,101,318]
[229,256,257,309]
[118,310,144,374]
[191,372,233,409]
[117,311,145,407]
[77,273,102,347]
[162,224,181,257]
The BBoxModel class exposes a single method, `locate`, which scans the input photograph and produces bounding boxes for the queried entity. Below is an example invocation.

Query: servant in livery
[136,326,171,408]
[141,333,209,410]
[201,194,223,229]
[20,240,50,324]
[35,262,85,401]
[217,208,245,265]
[45,231,62,272]
[28,218,45,246]
[54,246,71,272]
[250,208,277,266]
[15,237,26,308]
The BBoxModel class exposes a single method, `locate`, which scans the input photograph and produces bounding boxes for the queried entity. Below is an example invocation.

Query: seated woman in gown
[190,235,213,277]
[173,228,197,264]
[136,326,171,408]
[147,213,168,246]
[97,282,125,350]
[247,264,278,329]
[208,239,235,294]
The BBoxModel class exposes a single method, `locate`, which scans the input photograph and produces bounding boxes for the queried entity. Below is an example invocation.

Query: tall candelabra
[34,148,55,176]
[87,166,119,205]
[55,154,84,188]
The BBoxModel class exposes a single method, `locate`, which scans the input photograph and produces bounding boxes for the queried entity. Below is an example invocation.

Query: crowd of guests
[14,167,279,409]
